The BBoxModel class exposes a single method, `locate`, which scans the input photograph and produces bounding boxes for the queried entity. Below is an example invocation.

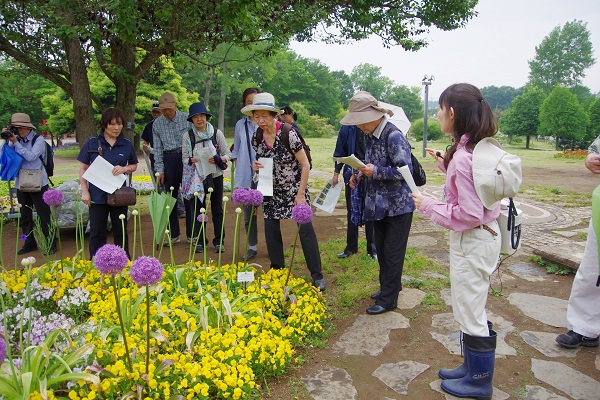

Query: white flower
[132,209,139,216]
[28,256,36,265]
[200,208,206,213]
[165,229,169,234]
[155,172,160,177]
[166,205,170,210]
[194,191,199,197]
[208,187,214,193]
[223,196,229,202]
[235,207,242,214]
[21,258,30,267]
[119,214,125,220]
[169,186,174,191]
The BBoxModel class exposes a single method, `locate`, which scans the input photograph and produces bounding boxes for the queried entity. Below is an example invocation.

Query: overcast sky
[289,0,600,100]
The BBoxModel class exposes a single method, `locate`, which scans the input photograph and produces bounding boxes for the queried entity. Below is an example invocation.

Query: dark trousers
[163,153,183,239]
[184,175,225,246]
[264,218,323,282]
[373,212,413,309]
[89,203,130,258]
[243,203,258,247]
[344,182,376,255]
[17,185,54,250]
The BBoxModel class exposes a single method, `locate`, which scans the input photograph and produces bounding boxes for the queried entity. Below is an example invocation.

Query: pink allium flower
[248,189,264,207]
[42,189,63,206]
[0,335,7,362]
[93,244,128,275]
[130,256,164,286]
[292,203,313,224]
[231,188,251,205]
[197,214,209,223]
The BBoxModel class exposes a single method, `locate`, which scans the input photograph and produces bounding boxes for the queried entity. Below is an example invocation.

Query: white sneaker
[163,236,181,245]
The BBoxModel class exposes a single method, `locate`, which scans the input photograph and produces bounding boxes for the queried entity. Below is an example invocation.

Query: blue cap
[187,102,212,121]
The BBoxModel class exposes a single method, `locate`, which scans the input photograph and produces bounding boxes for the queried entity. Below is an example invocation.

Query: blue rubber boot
[439,321,493,380]
[441,330,496,400]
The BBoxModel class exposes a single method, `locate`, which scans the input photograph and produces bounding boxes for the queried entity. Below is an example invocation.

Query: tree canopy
[538,86,589,150]
[0,0,478,145]
[498,86,545,148]
[528,20,596,93]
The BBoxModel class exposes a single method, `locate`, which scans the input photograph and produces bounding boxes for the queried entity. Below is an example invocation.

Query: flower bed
[0,257,326,399]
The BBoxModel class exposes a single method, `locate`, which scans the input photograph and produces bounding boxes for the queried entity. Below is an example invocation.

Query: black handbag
[410,153,427,187]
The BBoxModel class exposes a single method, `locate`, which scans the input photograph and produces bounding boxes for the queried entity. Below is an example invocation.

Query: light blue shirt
[9,130,49,189]
[152,110,192,174]
[232,116,257,188]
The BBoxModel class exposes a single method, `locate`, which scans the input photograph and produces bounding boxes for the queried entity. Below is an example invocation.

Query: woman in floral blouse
[242,93,325,291]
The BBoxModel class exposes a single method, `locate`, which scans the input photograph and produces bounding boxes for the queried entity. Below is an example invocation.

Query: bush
[410,118,443,141]
[293,102,336,138]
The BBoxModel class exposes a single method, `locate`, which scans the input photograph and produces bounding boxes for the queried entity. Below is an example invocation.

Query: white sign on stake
[237,271,255,283]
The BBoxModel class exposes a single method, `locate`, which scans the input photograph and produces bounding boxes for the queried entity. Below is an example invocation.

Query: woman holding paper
[78,107,138,258]
[242,93,325,291]
[411,83,500,400]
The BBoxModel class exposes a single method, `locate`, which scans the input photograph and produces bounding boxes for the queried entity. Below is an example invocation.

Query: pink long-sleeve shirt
[419,135,500,232]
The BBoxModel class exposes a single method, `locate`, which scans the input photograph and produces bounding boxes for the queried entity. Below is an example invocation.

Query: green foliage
[350,64,394,100]
[411,118,443,141]
[384,85,423,121]
[587,98,600,142]
[292,102,336,138]
[539,86,589,149]
[530,255,574,275]
[481,85,524,111]
[498,86,546,147]
[528,20,596,93]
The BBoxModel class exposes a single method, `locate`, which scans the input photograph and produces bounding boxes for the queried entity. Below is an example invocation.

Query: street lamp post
[421,75,434,158]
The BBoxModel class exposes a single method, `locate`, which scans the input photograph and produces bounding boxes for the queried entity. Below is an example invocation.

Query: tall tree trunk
[112,40,139,148]
[526,135,531,149]
[219,85,226,133]
[203,66,215,106]
[555,135,560,150]
[63,37,96,146]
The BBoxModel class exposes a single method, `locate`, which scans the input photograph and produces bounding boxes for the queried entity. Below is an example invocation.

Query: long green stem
[138,210,145,257]
[188,196,198,264]
[132,211,137,260]
[283,225,301,290]
[55,210,64,272]
[145,285,150,376]
[217,199,227,271]
[243,206,255,268]
[232,207,241,269]
[121,216,126,254]
[111,275,133,372]
[0,220,4,270]
[14,212,20,272]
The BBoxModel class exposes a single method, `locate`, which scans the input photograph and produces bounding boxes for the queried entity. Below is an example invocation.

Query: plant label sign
[237,271,255,283]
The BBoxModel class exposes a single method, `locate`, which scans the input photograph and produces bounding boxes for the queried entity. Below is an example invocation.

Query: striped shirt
[152,110,192,173]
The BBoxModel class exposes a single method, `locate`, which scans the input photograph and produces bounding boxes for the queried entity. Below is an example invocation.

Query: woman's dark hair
[100,108,124,131]
[439,83,497,169]
[281,105,298,121]
[242,88,260,106]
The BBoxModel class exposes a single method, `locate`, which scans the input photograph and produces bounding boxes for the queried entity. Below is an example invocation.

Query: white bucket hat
[340,91,392,126]
[472,137,522,210]
[10,113,36,129]
[241,92,282,116]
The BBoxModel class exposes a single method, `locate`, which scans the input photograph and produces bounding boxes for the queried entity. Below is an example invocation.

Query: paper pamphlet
[195,146,218,176]
[313,180,343,214]
[256,157,274,197]
[82,156,127,194]
[397,166,421,195]
[332,155,365,170]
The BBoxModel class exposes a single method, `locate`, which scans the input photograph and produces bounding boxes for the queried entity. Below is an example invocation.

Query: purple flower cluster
[232,188,251,205]
[248,189,264,207]
[292,203,313,224]
[0,334,7,362]
[130,256,164,286]
[197,214,209,223]
[23,313,75,346]
[42,189,64,206]
[94,244,129,275]
[20,234,27,241]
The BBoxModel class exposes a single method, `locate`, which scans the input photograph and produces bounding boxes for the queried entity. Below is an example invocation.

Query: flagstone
[531,359,600,400]
[372,361,429,395]
[397,288,427,310]
[520,331,580,358]
[525,385,568,400]
[507,293,567,328]
[333,313,410,356]
[301,366,357,400]
[430,379,509,399]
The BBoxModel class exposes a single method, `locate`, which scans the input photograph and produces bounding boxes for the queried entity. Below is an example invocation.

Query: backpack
[188,129,227,170]
[255,123,312,169]
[472,137,522,210]
[384,131,426,186]
[32,134,54,184]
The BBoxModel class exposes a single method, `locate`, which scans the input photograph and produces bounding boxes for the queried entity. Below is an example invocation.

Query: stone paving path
[300,180,600,400]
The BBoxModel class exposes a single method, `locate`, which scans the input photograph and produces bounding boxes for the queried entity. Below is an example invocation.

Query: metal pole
[421,75,434,158]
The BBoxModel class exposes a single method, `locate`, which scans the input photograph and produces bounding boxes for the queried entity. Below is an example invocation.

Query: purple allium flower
[130,256,164,286]
[248,189,264,207]
[231,188,251,205]
[42,189,64,206]
[19,234,27,241]
[292,203,313,224]
[196,214,209,223]
[93,244,128,275]
[0,335,7,362]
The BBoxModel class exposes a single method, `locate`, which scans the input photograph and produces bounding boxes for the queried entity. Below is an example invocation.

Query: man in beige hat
[4,113,56,255]
[340,91,414,315]
[152,92,193,244]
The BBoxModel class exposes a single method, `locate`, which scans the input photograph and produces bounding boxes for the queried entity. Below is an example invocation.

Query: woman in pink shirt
[412,83,500,400]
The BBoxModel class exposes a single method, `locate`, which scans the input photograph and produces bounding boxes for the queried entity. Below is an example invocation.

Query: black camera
[1,125,19,140]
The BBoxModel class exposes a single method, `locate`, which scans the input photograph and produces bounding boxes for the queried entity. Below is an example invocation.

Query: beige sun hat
[240,92,283,116]
[158,92,177,109]
[340,91,392,126]
[472,137,522,210]
[10,113,36,130]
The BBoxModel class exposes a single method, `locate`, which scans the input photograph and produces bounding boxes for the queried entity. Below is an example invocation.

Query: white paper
[332,154,366,170]
[256,157,274,197]
[313,180,343,213]
[195,146,218,176]
[237,271,255,283]
[82,156,127,194]
[397,166,421,195]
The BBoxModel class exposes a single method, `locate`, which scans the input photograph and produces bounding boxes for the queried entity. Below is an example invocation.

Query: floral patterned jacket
[363,121,415,221]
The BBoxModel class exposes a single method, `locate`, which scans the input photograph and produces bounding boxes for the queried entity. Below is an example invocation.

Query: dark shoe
[556,330,599,348]
[215,244,225,253]
[178,211,186,219]
[195,244,204,253]
[366,304,394,315]
[368,252,378,260]
[337,251,356,259]
[313,279,326,291]
[370,291,381,299]
[17,245,37,255]
[243,249,257,261]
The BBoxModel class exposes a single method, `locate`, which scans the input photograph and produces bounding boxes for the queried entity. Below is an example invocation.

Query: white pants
[449,220,501,337]
[566,219,600,338]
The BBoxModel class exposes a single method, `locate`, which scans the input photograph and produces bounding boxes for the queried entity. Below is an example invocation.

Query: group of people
[6,82,598,400]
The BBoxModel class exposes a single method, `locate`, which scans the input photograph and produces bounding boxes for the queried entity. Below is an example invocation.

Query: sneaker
[17,245,38,255]
[556,330,599,348]
[215,244,225,253]
[163,236,181,246]
[242,249,258,261]
[195,244,204,253]
[313,279,326,291]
